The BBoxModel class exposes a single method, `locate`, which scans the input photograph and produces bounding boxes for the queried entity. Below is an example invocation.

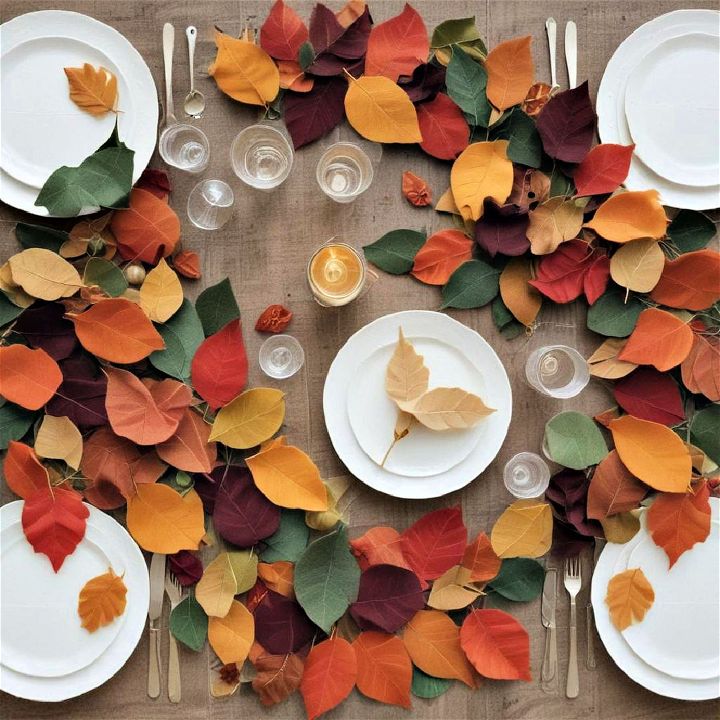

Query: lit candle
[307,243,365,307]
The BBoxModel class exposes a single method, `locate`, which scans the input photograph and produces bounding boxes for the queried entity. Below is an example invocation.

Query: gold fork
[164,573,183,703]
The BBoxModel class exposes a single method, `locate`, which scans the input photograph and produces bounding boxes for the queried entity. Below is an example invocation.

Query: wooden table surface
[1,1,718,718]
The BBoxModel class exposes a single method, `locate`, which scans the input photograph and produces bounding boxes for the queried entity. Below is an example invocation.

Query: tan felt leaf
[404,387,494,431]
[427,565,482,611]
[600,512,640,544]
[8,248,82,301]
[385,327,429,406]
[77,568,127,632]
[587,338,637,379]
[209,388,285,449]
[435,187,461,215]
[196,552,241,617]
[527,197,584,255]
[605,568,654,631]
[64,63,118,116]
[0,262,35,307]
[490,499,553,558]
[609,238,665,293]
[139,258,183,322]
[499,256,541,327]
[34,415,83,470]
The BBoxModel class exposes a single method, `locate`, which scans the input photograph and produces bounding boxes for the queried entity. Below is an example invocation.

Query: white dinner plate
[0,10,158,216]
[323,311,512,499]
[0,501,149,702]
[597,9,720,210]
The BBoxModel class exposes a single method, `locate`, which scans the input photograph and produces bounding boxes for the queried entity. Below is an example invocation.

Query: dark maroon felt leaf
[613,367,685,426]
[402,62,446,103]
[536,81,596,163]
[193,472,218,514]
[308,3,345,53]
[316,6,371,59]
[46,352,108,429]
[551,519,594,558]
[474,200,530,258]
[583,254,610,305]
[253,588,317,654]
[349,564,424,633]
[136,168,171,198]
[306,53,364,77]
[212,465,280,548]
[168,550,204,586]
[14,302,78,360]
[546,469,604,538]
[529,240,595,304]
[284,76,348,149]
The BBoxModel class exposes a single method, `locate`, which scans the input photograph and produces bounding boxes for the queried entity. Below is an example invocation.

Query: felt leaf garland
[485,36,534,111]
[34,414,83,469]
[208,600,255,665]
[585,190,667,243]
[139,258,183,322]
[77,568,127,632]
[618,308,693,371]
[8,248,82,300]
[490,500,553,558]
[650,249,720,311]
[0,345,62,410]
[64,63,118,116]
[605,568,655,631]
[300,637,357,720]
[209,388,285,449]
[3,441,50,499]
[353,631,412,708]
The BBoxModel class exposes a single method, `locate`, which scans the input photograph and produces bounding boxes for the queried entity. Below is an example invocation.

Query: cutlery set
[545,18,577,90]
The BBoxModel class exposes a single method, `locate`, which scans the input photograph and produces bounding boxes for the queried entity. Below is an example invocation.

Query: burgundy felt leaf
[136,168,171,199]
[349,564,425,633]
[536,81,596,163]
[583,254,610,305]
[21,485,89,572]
[308,3,346,53]
[401,62,446,103]
[474,200,530,258]
[613,367,685,426]
[573,144,635,196]
[254,588,317,655]
[14,303,78,360]
[306,54,364,78]
[284,76,347,149]
[212,465,281,548]
[587,450,647,520]
[315,6,371,59]
[190,319,248,410]
[417,92,469,161]
[193,472,218,514]
[260,0,309,61]
[529,239,595,303]
[546,469,603,538]
[551,519,594,558]
[168,550,204,586]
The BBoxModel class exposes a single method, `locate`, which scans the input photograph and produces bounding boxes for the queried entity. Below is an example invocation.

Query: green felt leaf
[544,411,608,470]
[0,293,24,327]
[298,41,315,71]
[363,230,426,275]
[483,590,517,611]
[294,524,360,633]
[83,258,128,297]
[689,405,720,465]
[549,167,575,198]
[0,402,36,450]
[15,223,68,253]
[431,17,482,47]
[587,286,644,337]
[445,47,491,128]
[441,259,500,309]
[411,666,452,698]
[149,299,204,380]
[487,558,545,602]
[491,296,524,339]
[491,108,542,168]
[667,210,716,253]
[169,594,208,652]
[194,278,240,337]
[260,509,309,563]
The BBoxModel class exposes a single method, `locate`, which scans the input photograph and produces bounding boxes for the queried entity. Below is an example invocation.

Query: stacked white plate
[597,9,720,210]
[0,501,149,701]
[591,498,720,700]
[323,311,512,499]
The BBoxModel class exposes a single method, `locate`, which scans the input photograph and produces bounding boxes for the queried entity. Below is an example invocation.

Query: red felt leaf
[284,76,347,149]
[411,229,473,285]
[168,550,204,586]
[300,637,357,720]
[583,254,610,305]
[529,239,595,303]
[416,92,469,161]
[613,367,685,426]
[681,332,720,401]
[255,304,293,333]
[254,589,316,655]
[650,250,720,311]
[3,441,49,500]
[402,171,432,207]
[21,485,89,572]
[350,526,411,571]
[573,143,635,196]
[260,0,309,61]
[172,250,202,279]
[353,631,412,708]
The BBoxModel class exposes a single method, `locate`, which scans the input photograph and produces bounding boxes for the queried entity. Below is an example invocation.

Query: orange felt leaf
[208,599,255,665]
[584,190,667,243]
[78,568,127,632]
[410,229,473,285]
[336,0,366,27]
[350,526,411,571]
[485,36,534,111]
[71,298,164,363]
[618,308,694,371]
[650,250,720,311]
[461,532,501,583]
[257,561,295,598]
[172,250,202,279]
[460,608,531,681]
[300,637,357,720]
[402,171,432,207]
[605,568,655,631]
[499,256,542,327]
[353,631,412,708]
[681,332,720,401]
[402,609,475,687]
[156,409,217,473]
[0,345,62,410]
[647,481,711,567]
[609,415,691,493]
[251,650,304,707]
[64,63,117,116]
[587,450,646,520]
[278,60,314,92]
[3,441,49,499]
[521,82,552,117]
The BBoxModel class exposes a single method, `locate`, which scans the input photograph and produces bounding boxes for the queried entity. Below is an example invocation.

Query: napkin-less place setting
[0,2,719,717]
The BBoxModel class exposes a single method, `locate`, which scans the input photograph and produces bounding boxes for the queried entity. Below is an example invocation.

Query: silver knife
[148,553,166,698]
[541,568,558,692]
[565,21,578,89]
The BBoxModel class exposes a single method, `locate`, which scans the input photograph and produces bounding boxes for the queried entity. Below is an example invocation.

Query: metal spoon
[184,26,205,118]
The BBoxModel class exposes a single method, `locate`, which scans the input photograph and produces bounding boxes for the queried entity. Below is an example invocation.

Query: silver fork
[164,573,183,703]
[564,556,582,698]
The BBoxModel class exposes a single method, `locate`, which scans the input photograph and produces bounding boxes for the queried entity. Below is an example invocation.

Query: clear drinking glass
[504,452,551,498]
[316,142,374,203]
[306,240,377,307]
[158,124,210,173]
[231,124,294,190]
[259,335,304,379]
[187,180,234,230]
[525,345,590,399]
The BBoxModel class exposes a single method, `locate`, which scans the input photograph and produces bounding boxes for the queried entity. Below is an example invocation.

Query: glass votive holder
[259,335,304,379]
[316,142,374,203]
[231,124,294,190]
[158,123,210,173]
[504,452,551,498]
[187,180,234,230]
[525,345,590,399]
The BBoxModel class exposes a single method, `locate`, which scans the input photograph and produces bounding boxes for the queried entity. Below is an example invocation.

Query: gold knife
[148,553,166,699]
[541,567,558,693]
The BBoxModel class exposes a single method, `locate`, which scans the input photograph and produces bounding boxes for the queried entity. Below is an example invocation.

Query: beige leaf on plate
[490,499,552,558]
[609,238,665,293]
[587,338,637,379]
[34,415,83,470]
[139,258,183,322]
[427,565,482,611]
[405,387,495,431]
[499,257,541,328]
[64,63,118,116]
[8,248,82,301]
[386,327,429,406]
[605,567,654,631]
[527,197,584,255]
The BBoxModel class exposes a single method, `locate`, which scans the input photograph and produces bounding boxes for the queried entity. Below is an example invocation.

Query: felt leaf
[474,200,530,258]
[209,388,285,449]
[126,484,205,553]
[402,171,432,207]
[431,17,483,49]
[208,600,255,665]
[149,299,204,381]
[402,609,475,686]
[667,209,717,253]
[647,482,711,567]
[170,594,208,651]
[650,250,720,311]
[64,63,117,116]
[22,486,88,572]
[610,238,665,293]
[0,293,26,325]
[609,415,691,492]
[499,257,541,327]
[3,441,49,499]
[411,666,452,698]
[0,345,62,410]
[385,327,429,406]
[485,36,533,111]
[197,552,245,617]
[527,197,584,255]
[295,525,360,633]
[350,526,411,571]
[15,223,68,253]
[426,565,481,610]
[15,302,78,360]
[490,500,553,558]
[400,61,446,103]
[77,568,127,632]
[354,631,412,708]
[587,286,644,338]
[34,414,83,469]
[546,469,603,538]
[308,4,369,59]
[252,650,305,707]
[172,250,201,280]
[363,229,426,274]
[690,405,720,465]
[411,230,473,286]
[8,249,82,301]
[613,367,684,425]
[441,259,500,309]
[168,551,204,587]
[138,259,182,322]
[83,258,128,297]
[450,141,513,222]
[543,411,608,470]
[261,510,310,563]
[585,190,667,243]
[601,511,641,544]
[195,277,240,337]
[305,476,348,531]
[257,561,294,598]
[490,107,543,168]
[573,144,634,196]
[156,408,217,473]
[0,405,35,451]
[406,387,495,430]
[461,532,501,582]
[584,255,611,305]
[0,261,35,308]
[587,337,637,379]
[300,637,357,720]
[445,47,491,128]
[618,308,693,371]
[417,93,469,161]
[605,568,654,631]
[681,333,720,401]
[587,451,647,520]
[344,75,422,144]
[253,588,316,654]
[486,558,544,601]
[284,76,348,149]
[255,304,293,334]
[260,0,309,61]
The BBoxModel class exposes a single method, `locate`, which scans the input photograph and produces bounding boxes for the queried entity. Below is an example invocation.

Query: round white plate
[597,9,720,210]
[0,10,158,216]
[323,311,512,499]
[0,501,149,702]
[624,33,720,187]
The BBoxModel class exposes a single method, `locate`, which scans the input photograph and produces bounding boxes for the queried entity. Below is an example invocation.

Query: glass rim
[231,123,293,150]
[315,142,374,198]
[189,179,234,209]
[230,124,294,187]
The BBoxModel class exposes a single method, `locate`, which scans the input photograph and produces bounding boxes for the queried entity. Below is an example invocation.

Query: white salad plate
[323,311,512,499]
[0,10,158,216]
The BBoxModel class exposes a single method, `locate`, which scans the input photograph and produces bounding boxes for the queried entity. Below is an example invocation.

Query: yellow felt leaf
[427,565,482,611]
[435,187,461,216]
[196,552,239,618]
[600,512,641,544]
[344,75,422,144]
[499,257,541,327]
[587,338,637,379]
[405,387,495,431]
[8,248,82,301]
[208,599,255,665]
[386,327,429,406]
[584,190,667,243]
[450,141,514,222]
[126,484,205,553]
[527,197,584,255]
[64,63,118,116]
[34,415,83,470]
[228,550,259,594]
[490,499,553,558]
[609,238,665,293]
[605,568,655,631]
[485,36,534,111]
[246,445,328,511]
[139,258,183,322]
[208,30,279,105]
[0,263,34,308]
[209,388,285,449]
[77,568,127,632]
[305,475,351,531]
